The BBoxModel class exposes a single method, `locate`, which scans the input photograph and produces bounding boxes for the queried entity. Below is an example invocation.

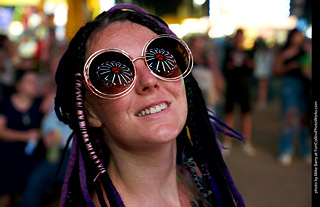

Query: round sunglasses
[84,34,193,99]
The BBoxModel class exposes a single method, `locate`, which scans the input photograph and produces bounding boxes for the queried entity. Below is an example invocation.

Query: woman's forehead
[86,21,157,59]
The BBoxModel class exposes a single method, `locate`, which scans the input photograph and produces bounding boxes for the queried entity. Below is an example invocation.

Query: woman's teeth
[138,103,168,117]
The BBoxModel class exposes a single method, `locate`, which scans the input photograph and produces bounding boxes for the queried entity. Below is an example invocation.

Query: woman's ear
[85,105,102,128]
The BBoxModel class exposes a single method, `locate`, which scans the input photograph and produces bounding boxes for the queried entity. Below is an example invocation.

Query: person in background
[19,102,73,207]
[190,35,224,112]
[273,29,311,166]
[0,70,44,207]
[252,38,274,109]
[19,39,71,207]
[222,29,256,157]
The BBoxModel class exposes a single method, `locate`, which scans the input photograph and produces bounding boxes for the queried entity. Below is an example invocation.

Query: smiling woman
[54,4,245,207]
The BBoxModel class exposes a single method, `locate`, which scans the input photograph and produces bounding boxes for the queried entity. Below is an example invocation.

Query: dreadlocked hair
[55,4,245,207]
[177,73,246,207]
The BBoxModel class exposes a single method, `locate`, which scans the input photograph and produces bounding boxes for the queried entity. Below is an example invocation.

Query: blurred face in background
[234,30,244,49]
[16,71,39,98]
[290,30,304,47]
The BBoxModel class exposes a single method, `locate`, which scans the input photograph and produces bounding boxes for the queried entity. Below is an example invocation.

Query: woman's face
[85,21,188,150]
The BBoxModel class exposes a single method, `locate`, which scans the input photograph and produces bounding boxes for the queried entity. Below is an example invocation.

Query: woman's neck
[106,140,181,206]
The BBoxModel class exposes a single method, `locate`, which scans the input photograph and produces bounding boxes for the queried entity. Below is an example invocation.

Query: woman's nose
[134,59,159,95]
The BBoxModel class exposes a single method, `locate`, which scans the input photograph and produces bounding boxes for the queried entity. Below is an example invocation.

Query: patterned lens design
[146,48,177,77]
[87,50,135,97]
[96,61,134,88]
[145,36,192,80]
[85,35,192,99]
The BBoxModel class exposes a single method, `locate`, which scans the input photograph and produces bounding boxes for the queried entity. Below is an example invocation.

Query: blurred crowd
[0,28,72,207]
[0,25,312,206]
[186,28,312,164]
